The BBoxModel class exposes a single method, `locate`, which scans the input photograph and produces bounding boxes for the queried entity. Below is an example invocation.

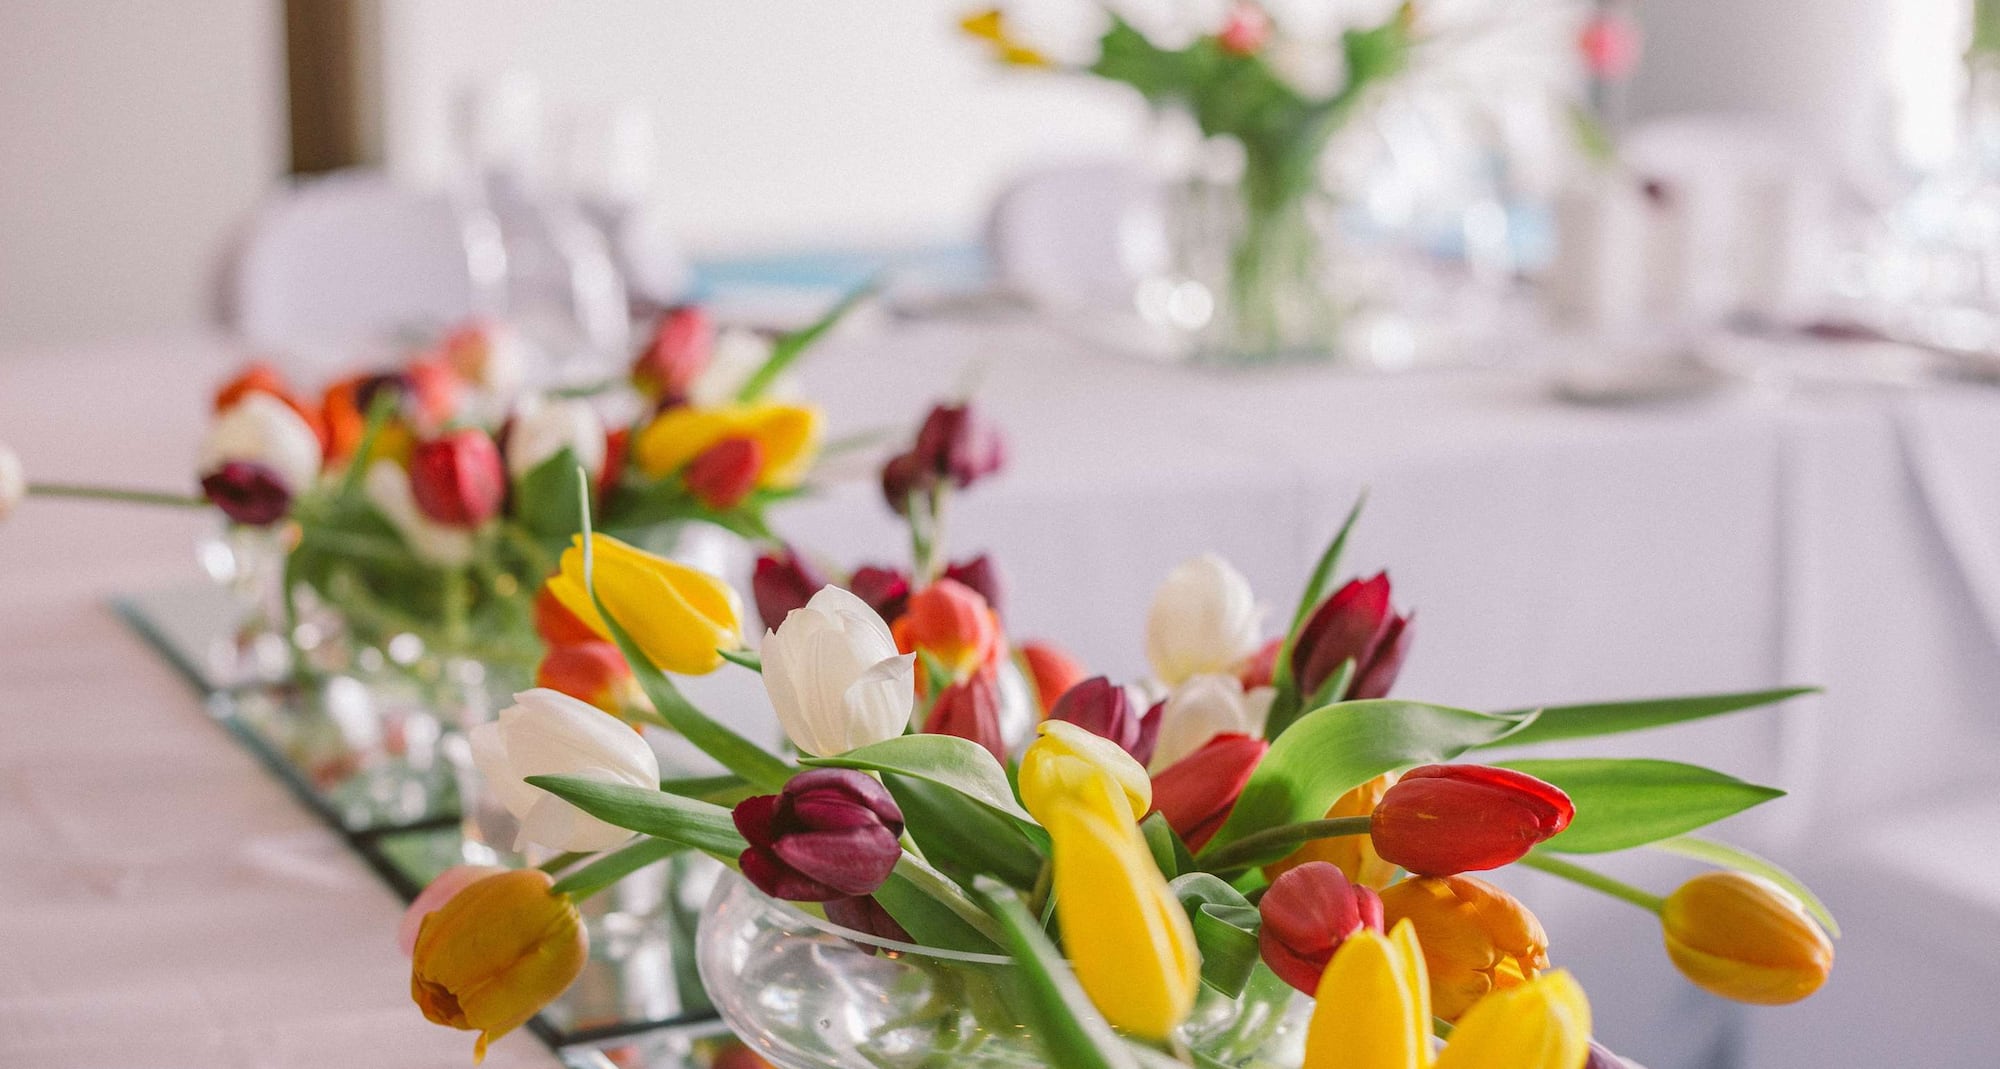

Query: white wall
[0,0,284,348]
[377,0,1149,252]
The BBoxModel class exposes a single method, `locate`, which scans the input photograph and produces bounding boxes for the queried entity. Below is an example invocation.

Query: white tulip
[363,460,474,566]
[0,441,22,522]
[1145,554,1264,686]
[1149,674,1275,772]
[471,688,660,852]
[505,396,607,481]
[199,393,322,496]
[762,585,916,757]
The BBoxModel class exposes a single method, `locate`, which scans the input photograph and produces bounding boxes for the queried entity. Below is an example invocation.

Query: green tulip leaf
[548,836,686,898]
[803,733,1039,830]
[1485,687,1817,748]
[524,774,745,858]
[1142,812,1197,880]
[1170,873,1262,997]
[1648,835,1840,937]
[972,880,1145,1069]
[1201,700,1539,864]
[514,446,586,542]
[884,773,1045,888]
[1502,758,1785,855]
[736,280,875,403]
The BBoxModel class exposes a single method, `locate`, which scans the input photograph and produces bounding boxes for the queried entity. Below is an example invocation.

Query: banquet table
[4,316,1998,1067]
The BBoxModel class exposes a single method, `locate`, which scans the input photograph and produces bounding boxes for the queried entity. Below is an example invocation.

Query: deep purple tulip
[912,402,1005,489]
[848,564,912,624]
[942,554,1005,616]
[824,894,913,947]
[880,451,926,516]
[1049,677,1158,766]
[734,769,905,902]
[201,461,293,526]
[1290,573,1412,701]
[752,547,827,630]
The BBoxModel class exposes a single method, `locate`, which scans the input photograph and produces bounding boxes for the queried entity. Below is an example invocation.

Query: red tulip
[1236,637,1281,690]
[599,426,628,507]
[409,430,505,527]
[1218,2,1271,56]
[1147,733,1267,851]
[1019,641,1086,716]
[201,461,293,526]
[1290,573,1412,701]
[1258,861,1385,994]
[753,547,828,630]
[848,564,912,624]
[1049,676,1157,765]
[893,579,999,677]
[912,402,1005,489]
[1371,764,1574,876]
[633,305,713,400]
[684,435,764,510]
[925,668,1006,761]
[1579,12,1642,81]
[942,554,1005,616]
[735,769,905,902]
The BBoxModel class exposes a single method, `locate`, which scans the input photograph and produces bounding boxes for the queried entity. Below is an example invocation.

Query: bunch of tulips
[397,402,1836,1067]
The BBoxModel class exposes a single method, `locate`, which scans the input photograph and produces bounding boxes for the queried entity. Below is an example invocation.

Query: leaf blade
[1502,758,1785,854]
[1486,688,1816,748]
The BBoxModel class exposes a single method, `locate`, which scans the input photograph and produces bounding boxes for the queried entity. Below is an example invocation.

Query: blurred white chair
[222,169,497,359]
[985,160,1168,312]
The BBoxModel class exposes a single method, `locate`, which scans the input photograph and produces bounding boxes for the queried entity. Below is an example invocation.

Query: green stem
[536,850,591,876]
[895,853,1006,944]
[1518,852,1667,914]
[27,483,208,509]
[1196,816,1373,872]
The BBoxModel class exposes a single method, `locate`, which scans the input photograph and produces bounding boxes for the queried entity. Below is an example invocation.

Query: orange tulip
[1661,872,1832,1005]
[1018,640,1086,716]
[893,578,1000,678]
[1267,772,1401,888]
[410,869,588,1061]
[536,641,643,721]
[1379,874,1550,1021]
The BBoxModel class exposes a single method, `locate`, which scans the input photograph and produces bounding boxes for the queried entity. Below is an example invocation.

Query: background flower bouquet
[399,402,1836,1067]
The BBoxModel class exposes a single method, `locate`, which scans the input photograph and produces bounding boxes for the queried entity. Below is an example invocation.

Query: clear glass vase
[696,871,1312,1069]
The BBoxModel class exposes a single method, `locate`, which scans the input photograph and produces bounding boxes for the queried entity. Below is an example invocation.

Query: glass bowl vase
[695,870,1312,1069]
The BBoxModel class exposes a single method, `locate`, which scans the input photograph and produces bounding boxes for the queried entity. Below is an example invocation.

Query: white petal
[1149,673,1252,772]
[514,768,635,852]
[202,393,322,495]
[841,653,917,751]
[469,717,537,816]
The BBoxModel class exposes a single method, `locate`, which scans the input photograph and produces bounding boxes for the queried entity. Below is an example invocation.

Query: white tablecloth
[3,321,1996,1067]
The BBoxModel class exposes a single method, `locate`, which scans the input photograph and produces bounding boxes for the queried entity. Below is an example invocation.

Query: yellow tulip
[1379,874,1550,1021]
[1661,871,1833,1005]
[957,8,1052,67]
[1017,719,1151,825]
[547,533,743,675]
[1304,921,1592,1069]
[1267,771,1401,888]
[410,869,588,1062]
[1048,801,1200,1041]
[633,402,820,488]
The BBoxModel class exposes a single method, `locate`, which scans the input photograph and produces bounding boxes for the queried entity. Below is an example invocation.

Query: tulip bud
[823,894,913,946]
[752,547,828,630]
[1267,771,1400,889]
[440,320,529,397]
[1049,676,1149,761]
[734,768,905,902]
[1146,554,1263,686]
[1291,573,1412,702]
[1380,874,1550,1020]
[684,435,765,510]
[912,402,1005,488]
[599,426,628,506]
[534,581,601,648]
[879,450,927,516]
[470,688,662,852]
[1371,764,1574,876]
[535,641,642,719]
[1148,673,1273,772]
[410,868,587,1061]
[1218,1,1271,55]
[0,442,23,523]
[505,397,607,481]
[633,305,713,400]
[942,553,1005,615]
[200,392,323,501]
[1148,732,1266,851]
[848,564,911,623]
[762,585,916,757]
[1018,719,1151,826]
[201,461,295,526]
[1259,861,1385,994]
[547,533,744,675]
[398,864,504,956]
[410,430,506,528]
[1018,640,1086,716]
[893,579,1000,678]
[926,668,1006,761]
[1661,872,1832,1005]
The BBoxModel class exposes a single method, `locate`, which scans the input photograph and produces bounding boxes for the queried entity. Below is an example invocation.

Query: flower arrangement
[396,402,1834,1066]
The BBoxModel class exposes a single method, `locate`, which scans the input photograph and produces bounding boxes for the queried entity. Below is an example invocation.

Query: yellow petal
[742,403,820,488]
[1050,803,1199,1041]
[550,534,742,675]
[1388,918,1433,1049]
[1018,719,1151,825]
[959,8,1005,41]
[633,406,733,478]
[1434,971,1591,1069]
[1304,928,1428,1069]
